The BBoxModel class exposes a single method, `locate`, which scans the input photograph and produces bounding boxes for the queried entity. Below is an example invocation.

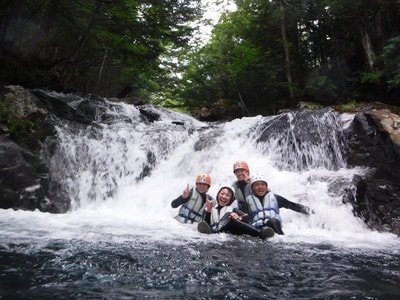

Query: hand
[205,195,213,212]
[229,212,242,220]
[244,172,251,184]
[182,184,190,198]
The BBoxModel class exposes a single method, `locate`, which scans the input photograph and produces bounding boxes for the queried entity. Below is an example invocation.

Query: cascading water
[251,109,348,171]
[1,96,399,299]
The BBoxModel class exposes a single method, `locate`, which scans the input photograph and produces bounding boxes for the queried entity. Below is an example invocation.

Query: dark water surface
[1,236,399,300]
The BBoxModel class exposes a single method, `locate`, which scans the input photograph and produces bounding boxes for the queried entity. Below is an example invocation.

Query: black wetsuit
[232,180,250,214]
[203,207,262,238]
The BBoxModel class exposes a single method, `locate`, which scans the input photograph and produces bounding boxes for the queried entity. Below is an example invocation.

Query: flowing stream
[1,98,399,299]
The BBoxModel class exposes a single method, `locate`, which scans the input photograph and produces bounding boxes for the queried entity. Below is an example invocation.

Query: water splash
[4,97,398,250]
[44,101,199,209]
[251,109,347,171]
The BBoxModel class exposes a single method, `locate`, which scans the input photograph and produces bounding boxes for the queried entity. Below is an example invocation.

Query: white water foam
[1,104,399,252]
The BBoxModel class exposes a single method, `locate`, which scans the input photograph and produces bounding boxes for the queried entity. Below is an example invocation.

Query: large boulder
[343,110,400,235]
[0,135,65,212]
[0,85,70,212]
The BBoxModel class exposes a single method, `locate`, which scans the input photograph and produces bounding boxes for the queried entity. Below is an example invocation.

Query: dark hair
[216,186,235,205]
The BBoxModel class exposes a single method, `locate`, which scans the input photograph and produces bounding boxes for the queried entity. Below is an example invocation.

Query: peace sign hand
[182,184,190,198]
[205,194,213,213]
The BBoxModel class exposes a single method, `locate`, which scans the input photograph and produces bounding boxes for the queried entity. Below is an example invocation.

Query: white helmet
[251,173,268,186]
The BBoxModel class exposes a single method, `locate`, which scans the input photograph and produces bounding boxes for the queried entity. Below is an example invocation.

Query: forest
[1,0,400,116]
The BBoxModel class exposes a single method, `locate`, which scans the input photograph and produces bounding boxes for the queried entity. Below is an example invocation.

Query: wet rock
[345,111,400,174]
[198,107,216,121]
[0,86,69,212]
[343,110,400,235]
[0,136,63,213]
[32,90,92,125]
[139,107,160,123]
[2,85,48,118]
[197,99,244,121]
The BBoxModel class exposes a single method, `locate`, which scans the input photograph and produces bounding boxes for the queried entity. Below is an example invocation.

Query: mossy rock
[0,85,53,151]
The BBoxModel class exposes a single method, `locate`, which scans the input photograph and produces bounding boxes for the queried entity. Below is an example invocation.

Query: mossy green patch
[0,100,42,149]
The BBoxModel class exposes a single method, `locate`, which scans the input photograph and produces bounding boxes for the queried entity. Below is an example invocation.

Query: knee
[266,218,284,235]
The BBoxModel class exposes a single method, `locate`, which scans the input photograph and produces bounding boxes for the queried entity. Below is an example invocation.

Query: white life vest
[246,193,282,228]
[175,189,206,224]
[209,200,238,230]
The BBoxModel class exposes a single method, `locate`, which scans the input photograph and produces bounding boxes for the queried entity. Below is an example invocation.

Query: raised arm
[171,186,193,208]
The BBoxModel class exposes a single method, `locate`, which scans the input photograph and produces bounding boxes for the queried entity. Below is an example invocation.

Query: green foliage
[2,0,400,114]
[172,0,400,114]
[382,35,400,89]
[172,1,291,114]
[0,101,36,137]
[359,70,384,84]
[0,0,201,97]
[335,99,357,112]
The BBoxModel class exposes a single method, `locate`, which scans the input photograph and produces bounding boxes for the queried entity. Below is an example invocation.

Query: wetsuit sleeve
[170,190,193,208]
[275,194,311,215]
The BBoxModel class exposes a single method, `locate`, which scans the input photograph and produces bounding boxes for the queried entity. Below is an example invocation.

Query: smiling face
[234,168,249,181]
[196,182,210,194]
[252,181,268,197]
[217,188,233,207]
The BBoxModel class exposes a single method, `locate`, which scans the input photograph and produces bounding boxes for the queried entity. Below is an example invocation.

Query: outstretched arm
[276,194,312,214]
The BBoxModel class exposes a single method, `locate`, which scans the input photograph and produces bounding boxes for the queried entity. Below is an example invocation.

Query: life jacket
[232,181,252,212]
[246,193,281,228]
[175,189,206,224]
[209,200,238,231]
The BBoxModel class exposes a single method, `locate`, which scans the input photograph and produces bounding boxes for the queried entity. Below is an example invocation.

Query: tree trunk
[97,50,109,89]
[280,3,294,102]
[360,27,375,70]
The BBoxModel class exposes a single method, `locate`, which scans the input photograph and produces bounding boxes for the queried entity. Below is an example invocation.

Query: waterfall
[46,106,348,206]
[251,109,348,171]
[44,102,199,209]
[31,98,399,248]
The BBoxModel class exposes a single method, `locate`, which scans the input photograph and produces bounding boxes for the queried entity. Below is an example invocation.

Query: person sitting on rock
[246,173,313,234]
[197,186,274,240]
[171,173,214,224]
